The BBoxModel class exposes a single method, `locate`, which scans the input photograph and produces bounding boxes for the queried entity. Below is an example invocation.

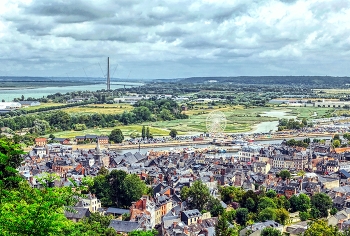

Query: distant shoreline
[0,87,36,90]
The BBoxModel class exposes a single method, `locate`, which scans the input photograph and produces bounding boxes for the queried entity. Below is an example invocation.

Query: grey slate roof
[108,220,140,233]
[64,207,90,219]
[106,207,130,215]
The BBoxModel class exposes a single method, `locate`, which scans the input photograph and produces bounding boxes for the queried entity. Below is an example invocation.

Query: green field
[287,107,334,119]
[51,125,176,139]
[63,103,133,114]
[21,103,66,111]
[49,104,338,138]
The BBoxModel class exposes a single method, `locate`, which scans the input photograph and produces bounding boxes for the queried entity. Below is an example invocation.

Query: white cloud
[0,0,349,78]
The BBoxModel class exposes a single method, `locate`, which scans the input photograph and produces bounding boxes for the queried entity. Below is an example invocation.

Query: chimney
[142,197,147,209]
[173,222,178,228]
[197,218,203,224]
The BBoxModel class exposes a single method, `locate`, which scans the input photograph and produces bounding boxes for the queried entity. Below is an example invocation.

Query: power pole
[107,57,110,91]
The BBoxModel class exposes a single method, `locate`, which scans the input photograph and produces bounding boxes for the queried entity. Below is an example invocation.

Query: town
[4,76,350,235]
[10,121,350,235]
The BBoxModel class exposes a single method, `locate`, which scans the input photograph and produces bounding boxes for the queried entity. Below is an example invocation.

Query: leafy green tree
[180,186,190,200]
[304,220,341,236]
[109,170,128,207]
[224,210,236,224]
[128,229,158,236]
[91,170,147,208]
[73,123,87,131]
[219,186,245,203]
[159,108,174,120]
[215,214,238,236]
[266,190,277,198]
[344,133,350,140]
[132,106,152,122]
[0,138,24,189]
[169,129,178,138]
[207,197,224,217]
[279,170,291,180]
[258,197,277,211]
[275,208,290,225]
[298,193,311,212]
[275,195,290,210]
[310,207,322,219]
[236,208,249,226]
[311,193,333,218]
[122,174,148,207]
[32,119,50,134]
[289,195,299,212]
[333,139,341,148]
[90,175,112,206]
[246,197,256,212]
[241,190,258,208]
[299,211,310,221]
[290,193,311,213]
[109,129,124,143]
[258,208,277,221]
[146,127,150,139]
[77,212,118,236]
[261,227,283,236]
[141,126,146,139]
[0,181,81,236]
[182,180,210,211]
[330,207,338,215]
[130,132,139,139]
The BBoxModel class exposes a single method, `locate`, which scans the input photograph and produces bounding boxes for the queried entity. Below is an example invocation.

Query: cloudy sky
[0,0,350,79]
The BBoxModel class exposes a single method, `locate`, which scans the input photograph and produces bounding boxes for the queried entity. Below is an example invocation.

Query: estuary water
[0,82,143,101]
[250,110,297,133]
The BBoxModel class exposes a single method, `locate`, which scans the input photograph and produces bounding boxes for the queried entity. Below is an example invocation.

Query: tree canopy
[109,129,124,143]
[311,193,333,218]
[261,227,283,236]
[180,180,210,211]
[0,138,25,189]
[278,170,291,180]
[304,220,341,236]
[90,170,148,208]
[0,138,117,235]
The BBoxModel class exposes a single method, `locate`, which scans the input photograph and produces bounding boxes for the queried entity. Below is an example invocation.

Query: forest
[0,99,188,136]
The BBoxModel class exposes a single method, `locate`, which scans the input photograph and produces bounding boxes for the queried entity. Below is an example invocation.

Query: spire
[96,140,101,155]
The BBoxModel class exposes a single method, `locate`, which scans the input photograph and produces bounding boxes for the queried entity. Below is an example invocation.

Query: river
[249,110,297,134]
[0,82,143,101]
[112,135,332,155]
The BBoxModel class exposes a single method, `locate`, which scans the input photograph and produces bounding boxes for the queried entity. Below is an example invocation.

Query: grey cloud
[180,37,222,49]
[214,49,255,58]
[210,4,250,23]
[279,0,298,4]
[24,0,113,23]
[14,20,54,36]
[55,25,145,42]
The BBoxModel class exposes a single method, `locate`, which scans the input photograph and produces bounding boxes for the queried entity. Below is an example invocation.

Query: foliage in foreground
[0,138,118,235]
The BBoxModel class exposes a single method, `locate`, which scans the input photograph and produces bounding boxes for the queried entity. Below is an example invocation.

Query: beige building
[76,194,101,213]
[252,162,271,174]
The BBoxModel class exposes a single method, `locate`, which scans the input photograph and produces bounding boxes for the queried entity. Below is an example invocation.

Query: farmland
[63,104,133,115]
[50,105,336,139]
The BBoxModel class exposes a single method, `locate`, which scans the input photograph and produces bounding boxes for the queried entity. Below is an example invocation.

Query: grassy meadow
[21,103,66,111]
[41,102,337,138]
[50,125,175,139]
[63,104,133,115]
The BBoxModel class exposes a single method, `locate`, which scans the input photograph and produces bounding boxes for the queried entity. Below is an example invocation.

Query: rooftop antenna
[107,57,110,91]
